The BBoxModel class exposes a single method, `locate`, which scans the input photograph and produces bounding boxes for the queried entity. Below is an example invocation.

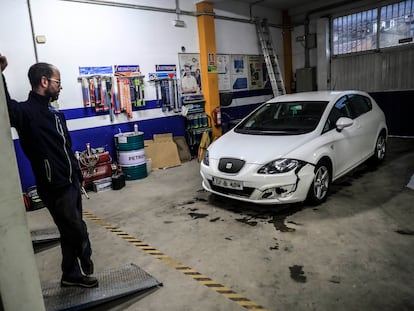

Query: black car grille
[209,180,255,198]
[218,158,245,173]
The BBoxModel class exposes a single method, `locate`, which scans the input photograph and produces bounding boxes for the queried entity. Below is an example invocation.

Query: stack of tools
[76,143,114,191]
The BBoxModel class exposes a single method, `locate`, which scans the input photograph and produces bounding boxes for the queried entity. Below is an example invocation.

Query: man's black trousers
[39,182,92,279]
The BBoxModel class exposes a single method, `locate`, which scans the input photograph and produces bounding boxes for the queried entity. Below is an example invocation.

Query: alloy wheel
[376,135,386,160]
[313,166,329,200]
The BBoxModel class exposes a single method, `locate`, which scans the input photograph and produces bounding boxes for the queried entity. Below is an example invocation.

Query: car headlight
[202,150,209,166]
[258,158,305,174]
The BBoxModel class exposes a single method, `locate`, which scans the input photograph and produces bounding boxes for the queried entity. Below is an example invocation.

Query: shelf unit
[182,95,211,156]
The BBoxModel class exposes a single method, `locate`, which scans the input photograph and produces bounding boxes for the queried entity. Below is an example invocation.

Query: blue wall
[14,103,186,191]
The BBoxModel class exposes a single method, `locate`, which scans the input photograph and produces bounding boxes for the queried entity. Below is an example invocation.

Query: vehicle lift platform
[31,227,60,245]
[42,263,162,311]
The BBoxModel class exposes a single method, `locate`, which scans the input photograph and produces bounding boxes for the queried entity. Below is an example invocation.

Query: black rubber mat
[42,263,162,311]
[31,227,60,244]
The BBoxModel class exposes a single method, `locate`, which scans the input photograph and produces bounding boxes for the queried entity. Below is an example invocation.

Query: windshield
[234,101,328,135]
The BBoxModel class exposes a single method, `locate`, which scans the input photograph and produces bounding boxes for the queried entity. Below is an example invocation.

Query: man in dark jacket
[1,55,98,288]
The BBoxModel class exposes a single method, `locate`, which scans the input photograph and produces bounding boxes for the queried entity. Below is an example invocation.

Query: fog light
[275,187,287,194]
[277,184,296,197]
[262,189,276,199]
[261,184,296,200]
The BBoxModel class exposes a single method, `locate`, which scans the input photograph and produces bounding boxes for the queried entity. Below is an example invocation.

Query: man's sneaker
[79,258,94,275]
[61,275,99,288]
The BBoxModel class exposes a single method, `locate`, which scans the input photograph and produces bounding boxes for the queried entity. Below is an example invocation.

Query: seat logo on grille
[226,162,233,169]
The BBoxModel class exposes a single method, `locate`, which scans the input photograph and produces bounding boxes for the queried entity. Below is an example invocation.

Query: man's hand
[0,55,8,72]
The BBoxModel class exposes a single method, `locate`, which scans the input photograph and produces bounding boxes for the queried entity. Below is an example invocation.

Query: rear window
[348,94,372,118]
[235,101,328,135]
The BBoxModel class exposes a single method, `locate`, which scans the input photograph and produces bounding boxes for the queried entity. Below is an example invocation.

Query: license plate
[212,177,243,190]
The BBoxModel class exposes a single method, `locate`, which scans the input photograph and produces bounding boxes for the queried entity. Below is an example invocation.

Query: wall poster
[230,54,248,91]
[248,55,264,90]
[217,54,231,91]
[178,53,202,94]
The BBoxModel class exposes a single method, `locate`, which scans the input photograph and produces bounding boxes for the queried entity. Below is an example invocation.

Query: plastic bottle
[134,123,138,133]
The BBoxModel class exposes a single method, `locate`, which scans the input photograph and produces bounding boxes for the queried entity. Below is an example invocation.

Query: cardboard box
[173,136,192,162]
[144,133,181,169]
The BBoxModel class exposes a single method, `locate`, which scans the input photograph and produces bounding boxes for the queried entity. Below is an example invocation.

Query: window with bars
[332,0,414,55]
[380,1,414,47]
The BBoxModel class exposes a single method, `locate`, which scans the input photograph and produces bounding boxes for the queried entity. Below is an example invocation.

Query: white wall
[215,20,260,55]
[291,25,306,73]
[13,0,200,109]
[214,0,284,64]
[1,0,283,109]
[0,0,36,102]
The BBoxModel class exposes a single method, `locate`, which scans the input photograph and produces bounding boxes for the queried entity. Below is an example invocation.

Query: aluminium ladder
[255,18,286,97]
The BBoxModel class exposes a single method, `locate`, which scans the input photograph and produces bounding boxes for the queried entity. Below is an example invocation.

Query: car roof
[268,90,367,103]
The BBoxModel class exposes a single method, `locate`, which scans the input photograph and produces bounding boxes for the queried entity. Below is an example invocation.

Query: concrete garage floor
[27,137,414,311]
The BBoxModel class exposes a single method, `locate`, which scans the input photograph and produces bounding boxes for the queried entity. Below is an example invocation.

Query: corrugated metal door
[331,47,414,92]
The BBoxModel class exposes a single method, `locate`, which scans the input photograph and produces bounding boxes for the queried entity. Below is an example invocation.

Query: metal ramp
[31,227,60,244]
[42,263,162,311]
[255,18,286,97]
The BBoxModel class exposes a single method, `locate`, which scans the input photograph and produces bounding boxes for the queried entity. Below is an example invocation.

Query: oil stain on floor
[184,192,309,233]
[289,265,307,283]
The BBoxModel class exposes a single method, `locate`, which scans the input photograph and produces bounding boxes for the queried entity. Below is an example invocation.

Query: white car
[200,91,387,205]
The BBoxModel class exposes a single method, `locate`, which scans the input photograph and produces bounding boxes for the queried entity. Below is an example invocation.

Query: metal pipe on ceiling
[58,0,288,28]
[58,0,195,15]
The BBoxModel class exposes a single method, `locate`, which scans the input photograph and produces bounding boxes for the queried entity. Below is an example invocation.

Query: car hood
[208,130,314,164]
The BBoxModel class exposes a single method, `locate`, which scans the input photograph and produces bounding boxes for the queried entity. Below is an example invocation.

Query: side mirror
[336,117,353,132]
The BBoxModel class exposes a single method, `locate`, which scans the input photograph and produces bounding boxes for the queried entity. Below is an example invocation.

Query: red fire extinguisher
[213,107,221,126]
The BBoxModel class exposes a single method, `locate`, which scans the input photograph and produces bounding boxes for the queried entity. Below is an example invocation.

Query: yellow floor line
[83,209,269,311]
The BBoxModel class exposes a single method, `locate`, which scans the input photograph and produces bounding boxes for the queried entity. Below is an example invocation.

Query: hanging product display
[99,77,109,111]
[156,76,178,112]
[79,66,113,105]
[148,65,180,113]
[79,66,117,119]
[114,65,146,110]
[117,78,133,118]
[133,77,145,107]
[81,77,90,106]
[161,79,173,112]
[111,75,121,114]
[93,77,101,107]
[78,65,145,121]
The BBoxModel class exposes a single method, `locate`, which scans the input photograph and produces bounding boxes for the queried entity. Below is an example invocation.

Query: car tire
[370,132,386,165]
[307,160,331,205]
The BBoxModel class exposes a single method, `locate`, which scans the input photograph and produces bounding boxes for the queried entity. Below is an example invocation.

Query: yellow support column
[196,2,221,138]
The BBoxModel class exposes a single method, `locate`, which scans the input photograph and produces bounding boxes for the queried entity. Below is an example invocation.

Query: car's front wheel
[307,160,331,205]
